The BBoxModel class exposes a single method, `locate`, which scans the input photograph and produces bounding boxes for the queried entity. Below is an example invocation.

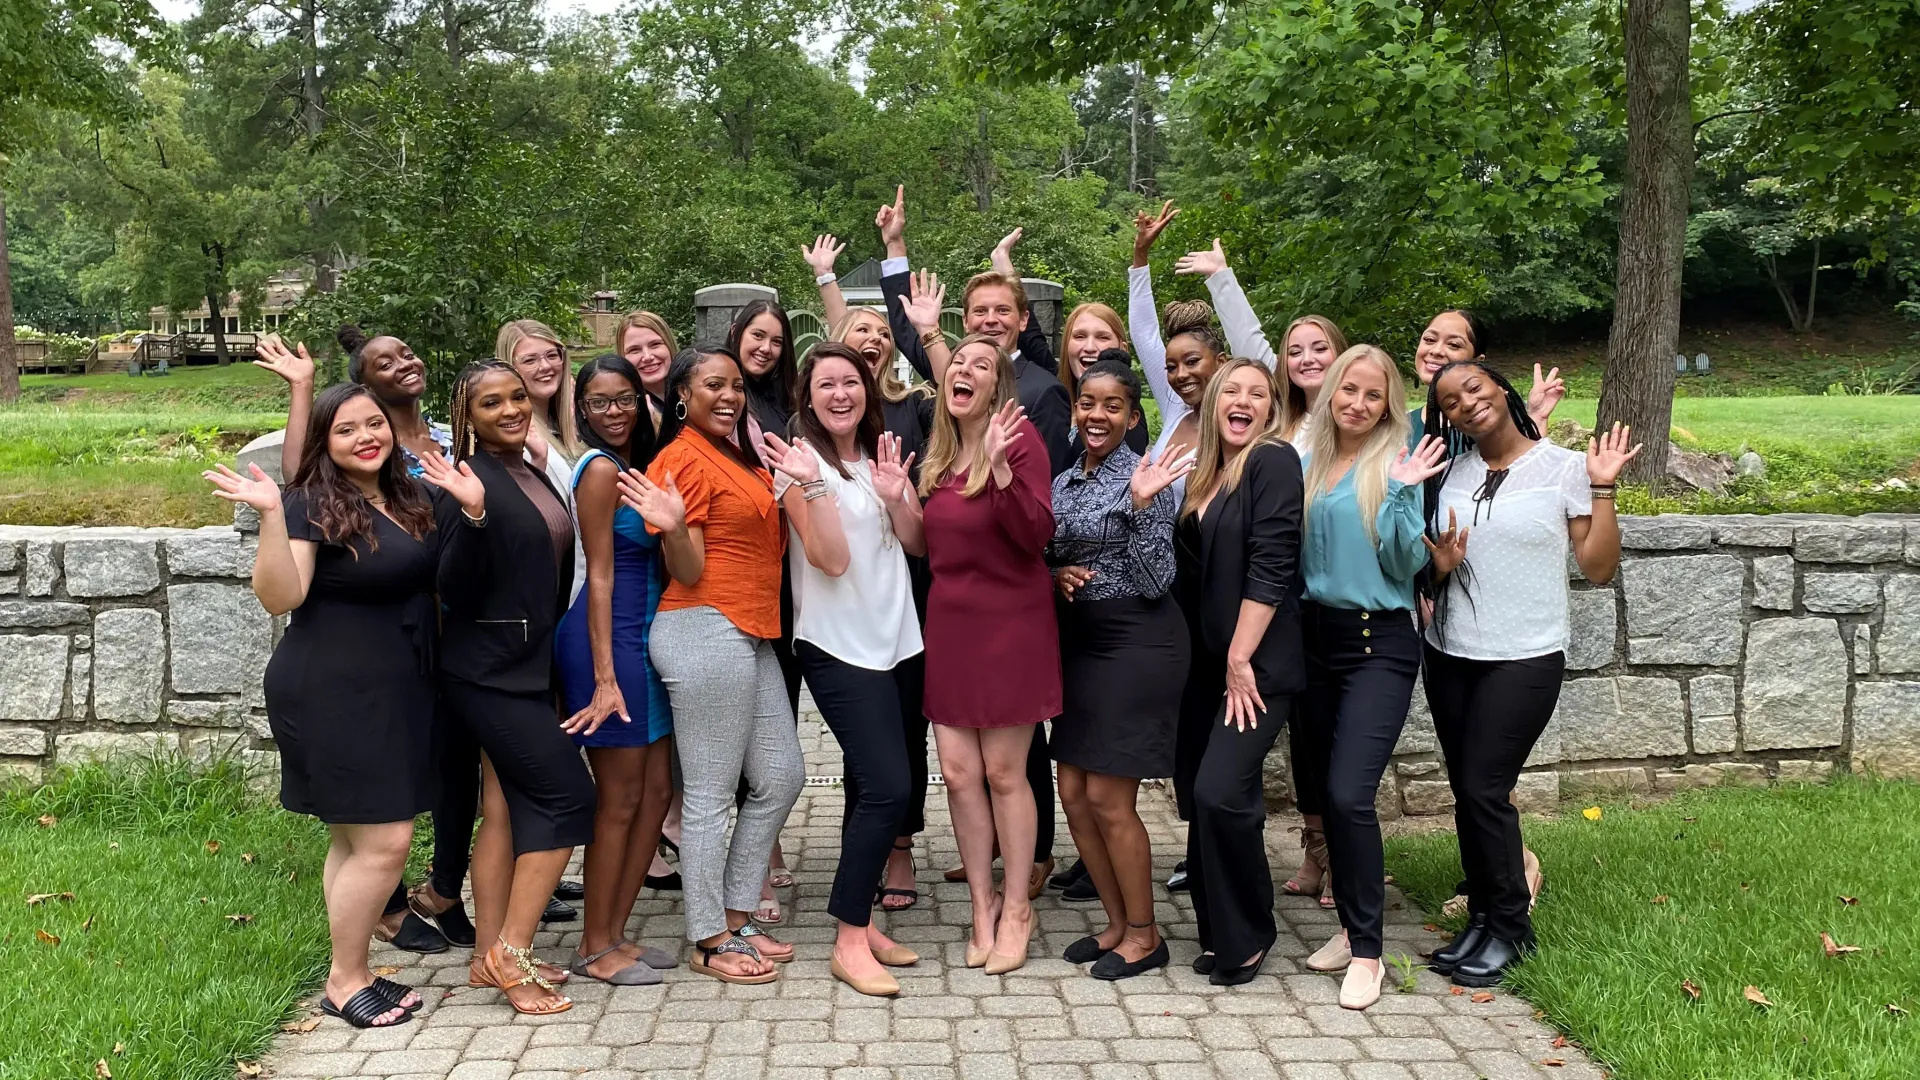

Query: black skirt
[1051,593,1190,778]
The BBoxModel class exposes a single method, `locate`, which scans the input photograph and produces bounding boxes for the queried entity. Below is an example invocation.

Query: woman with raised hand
[612,311,680,418]
[206,384,441,1029]
[1126,202,1241,480]
[1418,360,1637,988]
[1290,347,1445,1010]
[759,343,928,995]
[620,346,805,985]
[428,361,594,1016]
[1174,357,1306,987]
[553,354,678,988]
[1047,358,1195,980]
[920,334,1059,976]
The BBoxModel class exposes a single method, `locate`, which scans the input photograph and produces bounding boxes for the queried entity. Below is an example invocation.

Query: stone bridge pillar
[1022,278,1065,357]
[694,283,779,349]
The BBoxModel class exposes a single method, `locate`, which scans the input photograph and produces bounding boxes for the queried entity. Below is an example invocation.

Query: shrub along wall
[3,515,1919,815]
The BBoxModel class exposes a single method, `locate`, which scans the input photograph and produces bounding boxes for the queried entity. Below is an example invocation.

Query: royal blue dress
[554,449,673,747]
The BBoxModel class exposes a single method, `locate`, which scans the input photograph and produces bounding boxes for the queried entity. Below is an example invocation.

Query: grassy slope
[1386,779,1920,1080]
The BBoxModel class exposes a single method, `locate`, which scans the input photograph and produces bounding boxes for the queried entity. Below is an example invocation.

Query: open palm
[1388,436,1448,487]
[872,433,916,505]
[618,469,687,533]
[204,463,281,513]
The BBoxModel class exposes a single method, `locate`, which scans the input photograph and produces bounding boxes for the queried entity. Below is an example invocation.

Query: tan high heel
[983,908,1032,975]
[965,945,991,969]
[832,955,901,997]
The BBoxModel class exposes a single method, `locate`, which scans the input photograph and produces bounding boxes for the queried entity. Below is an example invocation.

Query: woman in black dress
[205,384,443,1029]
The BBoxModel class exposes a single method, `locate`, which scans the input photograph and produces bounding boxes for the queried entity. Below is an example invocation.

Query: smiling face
[1415,311,1478,384]
[1285,322,1337,395]
[737,313,786,379]
[963,284,1022,352]
[943,342,1001,426]
[1074,373,1136,461]
[510,335,566,406]
[621,326,672,397]
[1329,358,1390,439]
[581,370,640,450]
[1214,365,1276,452]
[357,336,427,402]
[1434,364,1510,439]
[469,369,533,452]
[682,354,746,442]
[807,354,868,443]
[841,311,894,376]
[1166,333,1222,408]
[326,393,394,478]
[1063,311,1123,379]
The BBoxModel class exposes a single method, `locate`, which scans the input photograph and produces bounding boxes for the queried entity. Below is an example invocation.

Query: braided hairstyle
[1161,299,1225,355]
[1418,359,1540,647]
[448,359,525,463]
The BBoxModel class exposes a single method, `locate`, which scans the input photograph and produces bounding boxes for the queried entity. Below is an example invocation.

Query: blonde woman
[1291,346,1446,1009]
[613,311,680,414]
[1172,357,1304,986]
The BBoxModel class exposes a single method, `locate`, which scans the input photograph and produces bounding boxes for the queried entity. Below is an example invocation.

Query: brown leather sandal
[475,939,572,1016]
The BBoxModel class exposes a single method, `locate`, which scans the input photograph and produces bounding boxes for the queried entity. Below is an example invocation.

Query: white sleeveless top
[774,444,924,670]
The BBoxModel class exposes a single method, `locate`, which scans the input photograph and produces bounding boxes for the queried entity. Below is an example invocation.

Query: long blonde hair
[832,308,929,404]
[919,334,1018,500]
[1180,357,1289,521]
[1302,345,1410,545]
[495,319,578,453]
[1280,314,1348,441]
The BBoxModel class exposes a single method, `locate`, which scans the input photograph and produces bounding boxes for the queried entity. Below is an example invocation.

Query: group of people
[209,188,1640,1030]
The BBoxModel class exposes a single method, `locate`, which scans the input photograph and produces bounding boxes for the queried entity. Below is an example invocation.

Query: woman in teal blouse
[1293,345,1447,1011]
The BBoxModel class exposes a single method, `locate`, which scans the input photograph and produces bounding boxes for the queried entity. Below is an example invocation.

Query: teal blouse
[1302,466,1429,612]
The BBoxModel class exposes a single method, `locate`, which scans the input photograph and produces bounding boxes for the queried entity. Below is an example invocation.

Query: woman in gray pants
[618,346,805,985]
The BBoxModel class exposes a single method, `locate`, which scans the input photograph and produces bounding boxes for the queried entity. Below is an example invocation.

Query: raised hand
[1528,363,1566,427]
[983,398,1027,477]
[1387,435,1449,487]
[803,234,845,277]
[204,462,282,513]
[252,334,315,387]
[1053,565,1095,602]
[1586,421,1643,486]
[990,227,1024,277]
[1224,657,1266,732]
[761,432,822,486]
[872,432,917,506]
[617,468,687,534]
[562,682,630,737]
[876,185,906,250]
[899,269,946,334]
[1132,200,1179,264]
[416,453,486,516]
[1174,237,1228,278]
[1422,507,1471,578]
[1129,445,1198,510]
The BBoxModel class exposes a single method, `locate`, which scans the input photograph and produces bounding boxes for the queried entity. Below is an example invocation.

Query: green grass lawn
[0,761,331,1080]
[1386,779,1920,1080]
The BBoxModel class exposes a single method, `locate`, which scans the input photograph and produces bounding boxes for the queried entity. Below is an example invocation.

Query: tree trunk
[0,187,18,402]
[302,0,337,293]
[1596,0,1692,492]
[971,106,993,212]
[1803,238,1820,332]
[444,0,463,70]
[1129,63,1141,195]
[1764,255,1804,330]
[204,241,232,366]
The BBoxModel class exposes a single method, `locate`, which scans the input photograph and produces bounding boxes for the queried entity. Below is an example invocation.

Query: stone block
[1752,556,1795,611]
[1526,703,1564,767]
[92,609,166,722]
[1619,517,1711,550]
[0,540,16,571]
[24,542,58,596]
[1511,771,1560,813]
[1688,674,1738,754]
[1400,780,1454,815]
[1565,590,1617,670]
[1375,773,1402,823]
[1396,677,1437,755]
[0,759,44,785]
[1556,677,1686,760]
[1877,577,1920,673]
[1910,522,1920,564]
[69,652,90,716]
[1853,624,1873,675]
[1851,681,1920,779]
[232,503,261,534]
[1794,520,1905,563]
[182,730,249,766]
[165,529,243,577]
[55,730,173,765]
[0,601,89,627]
[167,584,271,694]
[1655,764,1762,792]
[0,724,49,757]
[1396,760,1441,777]
[0,576,15,595]
[63,538,161,597]
[0,635,69,720]
[1775,760,1834,783]
[1742,618,1847,750]
[1621,555,1744,664]
[1563,766,1651,796]
[167,700,249,728]
[1802,573,1880,614]
[1711,516,1796,548]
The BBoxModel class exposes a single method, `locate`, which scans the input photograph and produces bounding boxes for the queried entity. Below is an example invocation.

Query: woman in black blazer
[424,360,599,1017]
[1173,357,1305,987]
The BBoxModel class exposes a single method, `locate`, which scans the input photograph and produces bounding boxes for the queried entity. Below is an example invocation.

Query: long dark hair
[287,384,434,552]
[448,359,526,463]
[659,345,764,472]
[1419,359,1539,646]
[572,353,662,474]
[791,343,883,480]
[726,299,798,427]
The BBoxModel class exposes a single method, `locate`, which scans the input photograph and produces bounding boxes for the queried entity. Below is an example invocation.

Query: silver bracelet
[461,508,488,527]
[815,272,837,286]
[802,485,831,502]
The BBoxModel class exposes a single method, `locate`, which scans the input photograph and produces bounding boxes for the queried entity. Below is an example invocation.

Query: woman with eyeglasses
[498,320,582,495]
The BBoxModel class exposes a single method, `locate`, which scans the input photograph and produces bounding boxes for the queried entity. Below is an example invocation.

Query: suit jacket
[1175,440,1306,694]
[436,450,575,694]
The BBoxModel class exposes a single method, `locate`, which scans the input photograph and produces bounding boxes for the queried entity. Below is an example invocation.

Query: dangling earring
[674,399,688,421]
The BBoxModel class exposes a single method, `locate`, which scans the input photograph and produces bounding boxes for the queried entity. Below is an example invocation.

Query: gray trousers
[650,605,805,942]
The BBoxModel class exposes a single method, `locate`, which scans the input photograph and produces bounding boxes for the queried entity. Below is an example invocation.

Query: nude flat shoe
[873,945,920,967]
[1339,960,1385,1010]
[1306,931,1352,973]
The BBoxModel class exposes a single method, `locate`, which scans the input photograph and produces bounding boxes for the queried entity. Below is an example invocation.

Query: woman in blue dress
[554,353,678,985]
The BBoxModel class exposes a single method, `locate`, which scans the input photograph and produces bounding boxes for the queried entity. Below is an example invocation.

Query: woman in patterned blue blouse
[1046,358,1196,980]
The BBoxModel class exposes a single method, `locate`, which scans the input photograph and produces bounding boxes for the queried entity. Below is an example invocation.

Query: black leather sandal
[321,985,414,1029]
[370,976,423,1013]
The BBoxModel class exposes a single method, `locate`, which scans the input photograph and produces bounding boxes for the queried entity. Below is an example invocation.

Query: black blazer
[1175,440,1306,695]
[436,451,575,695]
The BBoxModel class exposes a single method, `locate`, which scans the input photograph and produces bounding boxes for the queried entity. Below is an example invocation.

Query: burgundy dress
[923,419,1062,728]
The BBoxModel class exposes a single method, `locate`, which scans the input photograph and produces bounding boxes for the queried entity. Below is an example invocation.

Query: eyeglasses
[515,348,565,370]
[584,393,640,414]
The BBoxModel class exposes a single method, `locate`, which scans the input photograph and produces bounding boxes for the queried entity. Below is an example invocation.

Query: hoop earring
[674,400,688,421]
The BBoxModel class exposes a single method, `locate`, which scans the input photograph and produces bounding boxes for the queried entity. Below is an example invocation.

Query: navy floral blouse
[1046,445,1179,602]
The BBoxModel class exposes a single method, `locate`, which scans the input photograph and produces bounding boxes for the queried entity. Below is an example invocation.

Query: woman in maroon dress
[919,333,1060,977]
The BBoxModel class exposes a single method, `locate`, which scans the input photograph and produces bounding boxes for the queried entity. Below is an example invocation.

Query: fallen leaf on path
[37,814,57,828]
[36,929,60,945]
[282,1017,320,1034]
[224,913,254,924]
[1839,895,1859,906]
[1682,979,1702,1001]
[1422,923,1439,932]
[1651,895,1668,905]
[373,965,400,976]
[1743,986,1772,1008]
[1581,806,1603,821]
[1471,991,1495,1003]
[1541,1059,1566,1068]
[1449,986,1465,996]
[1821,933,1862,957]
[236,1060,262,1077]
[1552,1035,1569,1049]
[204,840,222,854]
[94,1059,110,1078]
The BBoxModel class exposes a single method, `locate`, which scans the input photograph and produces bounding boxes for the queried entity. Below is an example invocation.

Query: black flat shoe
[1429,914,1488,976]
[370,976,423,1013]
[1192,952,1215,975]
[409,892,477,949]
[1091,940,1169,981]
[553,879,585,902]
[1063,936,1110,964]
[322,985,414,1029]
[646,871,683,891]
[1209,947,1270,987]
[1061,874,1100,903]
[380,912,450,954]
[1166,861,1191,893]
[541,897,578,923]
[1450,931,1535,988]
[1050,858,1088,890]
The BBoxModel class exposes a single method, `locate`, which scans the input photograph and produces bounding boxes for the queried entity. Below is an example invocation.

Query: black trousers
[1185,667,1290,965]
[1029,723,1055,862]
[441,678,597,856]
[797,642,915,927]
[1424,645,1564,942]
[1172,629,1223,823]
[1301,605,1419,958]
[385,709,482,916]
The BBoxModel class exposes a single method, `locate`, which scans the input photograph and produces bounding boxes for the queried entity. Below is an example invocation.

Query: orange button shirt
[647,428,785,640]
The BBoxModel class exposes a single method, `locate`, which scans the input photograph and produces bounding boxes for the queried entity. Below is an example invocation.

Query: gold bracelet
[919,329,943,349]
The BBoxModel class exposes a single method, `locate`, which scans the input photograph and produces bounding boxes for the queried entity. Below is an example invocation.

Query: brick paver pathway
[265,711,1603,1080]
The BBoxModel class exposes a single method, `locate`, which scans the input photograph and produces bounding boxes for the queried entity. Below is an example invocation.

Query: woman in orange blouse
[616,346,804,985]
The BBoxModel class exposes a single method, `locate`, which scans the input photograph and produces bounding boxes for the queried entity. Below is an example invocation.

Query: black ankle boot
[1449,930,1535,988]
[1429,915,1488,976]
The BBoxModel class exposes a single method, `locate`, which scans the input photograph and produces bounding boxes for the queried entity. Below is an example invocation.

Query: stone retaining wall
[4,515,1919,814]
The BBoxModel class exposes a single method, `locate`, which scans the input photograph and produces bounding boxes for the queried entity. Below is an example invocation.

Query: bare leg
[1087,773,1158,962]
[650,791,683,878]
[324,822,414,1024]
[579,746,644,978]
[980,726,1038,959]
[611,741,674,959]
[1058,765,1124,951]
[469,757,514,955]
[935,725,1000,953]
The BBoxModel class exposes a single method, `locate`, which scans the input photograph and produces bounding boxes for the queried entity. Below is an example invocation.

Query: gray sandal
[569,944,663,986]
[734,923,794,963]
[633,944,679,970]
